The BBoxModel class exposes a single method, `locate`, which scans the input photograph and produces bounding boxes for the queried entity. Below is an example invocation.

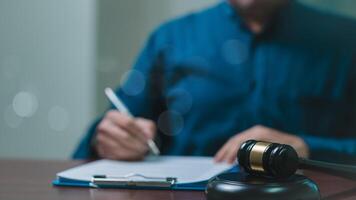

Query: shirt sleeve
[300,135,356,164]
[300,68,356,164]
[72,28,167,159]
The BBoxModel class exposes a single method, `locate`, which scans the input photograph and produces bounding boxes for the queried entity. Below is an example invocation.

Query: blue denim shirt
[74,2,356,163]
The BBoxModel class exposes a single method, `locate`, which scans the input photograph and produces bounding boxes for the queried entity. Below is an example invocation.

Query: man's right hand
[95,110,156,161]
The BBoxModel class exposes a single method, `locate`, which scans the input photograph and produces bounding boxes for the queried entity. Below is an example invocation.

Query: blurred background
[0,0,355,160]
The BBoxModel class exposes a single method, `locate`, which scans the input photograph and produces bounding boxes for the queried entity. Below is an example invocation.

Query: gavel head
[237,140,299,179]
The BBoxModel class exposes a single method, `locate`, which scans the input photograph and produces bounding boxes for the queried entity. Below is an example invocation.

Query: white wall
[0,0,96,159]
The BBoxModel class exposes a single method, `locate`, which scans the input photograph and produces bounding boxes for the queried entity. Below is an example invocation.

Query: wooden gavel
[238,140,356,180]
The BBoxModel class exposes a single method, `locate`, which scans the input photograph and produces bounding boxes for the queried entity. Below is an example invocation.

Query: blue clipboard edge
[52,177,206,191]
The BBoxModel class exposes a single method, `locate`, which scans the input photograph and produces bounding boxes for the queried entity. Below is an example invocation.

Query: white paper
[57,156,232,184]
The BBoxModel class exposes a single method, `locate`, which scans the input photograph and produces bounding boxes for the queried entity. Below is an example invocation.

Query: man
[74,0,356,164]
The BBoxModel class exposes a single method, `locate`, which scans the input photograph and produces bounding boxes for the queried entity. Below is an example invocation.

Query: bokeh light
[12,91,39,118]
[157,110,184,136]
[120,69,146,96]
[166,88,193,115]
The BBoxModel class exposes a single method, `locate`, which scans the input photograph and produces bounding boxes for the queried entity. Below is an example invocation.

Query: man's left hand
[214,125,309,164]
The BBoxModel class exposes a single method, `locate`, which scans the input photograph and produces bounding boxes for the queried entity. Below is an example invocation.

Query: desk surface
[0,160,356,200]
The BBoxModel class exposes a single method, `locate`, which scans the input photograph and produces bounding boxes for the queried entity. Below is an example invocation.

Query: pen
[104,87,160,156]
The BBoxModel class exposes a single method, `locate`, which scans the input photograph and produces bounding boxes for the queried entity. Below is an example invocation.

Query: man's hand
[95,110,156,161]
[214,125,309,164]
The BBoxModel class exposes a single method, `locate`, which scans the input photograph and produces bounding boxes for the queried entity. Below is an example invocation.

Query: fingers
[214,125,310,164]
[95,110,157,161]
[96,133,118,159]
[135,118,156,139]
[214,143,229,163]
[97,120,148,155]
[214,128,258,164]
[106,111,148,143]
[96,133,145,160]
[214,137,243,164]
[224,142,240,164]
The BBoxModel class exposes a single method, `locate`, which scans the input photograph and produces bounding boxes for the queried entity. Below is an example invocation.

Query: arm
[72,28,167,159]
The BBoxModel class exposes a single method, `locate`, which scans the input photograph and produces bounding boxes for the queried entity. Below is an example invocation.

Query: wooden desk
[0,160,355,200]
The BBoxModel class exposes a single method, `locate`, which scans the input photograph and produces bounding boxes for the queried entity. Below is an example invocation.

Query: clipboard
[52,156,235,191]
[91,174,177,188]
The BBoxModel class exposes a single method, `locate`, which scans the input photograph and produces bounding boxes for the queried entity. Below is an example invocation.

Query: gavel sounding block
[206,172,320,200]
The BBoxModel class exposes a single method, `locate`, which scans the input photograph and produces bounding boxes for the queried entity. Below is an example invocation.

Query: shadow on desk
[323,188,356,200]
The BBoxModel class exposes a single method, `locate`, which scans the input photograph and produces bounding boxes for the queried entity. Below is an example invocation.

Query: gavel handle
[299,158,356,180]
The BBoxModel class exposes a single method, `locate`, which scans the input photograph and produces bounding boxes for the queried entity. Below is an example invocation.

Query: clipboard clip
[91,173,177,188]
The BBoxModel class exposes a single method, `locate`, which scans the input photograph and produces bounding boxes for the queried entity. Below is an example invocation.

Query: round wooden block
[206,172,320,200]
